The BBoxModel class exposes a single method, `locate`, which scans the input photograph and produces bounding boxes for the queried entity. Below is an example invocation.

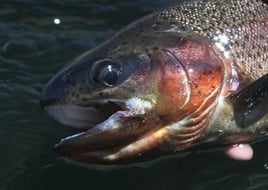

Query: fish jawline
[53,97,156,163]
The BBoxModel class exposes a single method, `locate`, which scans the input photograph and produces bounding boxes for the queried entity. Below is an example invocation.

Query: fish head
[41,17,224,164]
[41,50,155,129]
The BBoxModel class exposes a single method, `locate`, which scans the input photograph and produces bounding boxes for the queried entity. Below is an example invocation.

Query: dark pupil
[99,65,120,86]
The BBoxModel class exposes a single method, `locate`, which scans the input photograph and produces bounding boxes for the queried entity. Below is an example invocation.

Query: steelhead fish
[41,0,268,164]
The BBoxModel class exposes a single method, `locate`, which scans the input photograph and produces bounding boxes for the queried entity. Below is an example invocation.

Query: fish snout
[40,79,63,108]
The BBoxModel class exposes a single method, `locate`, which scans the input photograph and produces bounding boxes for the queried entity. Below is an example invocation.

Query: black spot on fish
[71,91,76,97]
[178,25,187,31]
[236,53,241,59]
[139,29,145,33]
[245,35,250,40]
[153,47,159,51]
[142,35,149,39]
[129,88,136,94]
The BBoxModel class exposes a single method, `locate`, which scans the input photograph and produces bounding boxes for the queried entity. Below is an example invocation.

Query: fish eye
[92,60,122,87]
[99,64,121,87]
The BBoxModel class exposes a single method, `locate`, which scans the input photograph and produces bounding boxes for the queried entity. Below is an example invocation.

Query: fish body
[41,0,268,164]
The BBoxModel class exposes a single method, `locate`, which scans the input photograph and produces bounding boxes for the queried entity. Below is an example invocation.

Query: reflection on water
[1,0,268,190]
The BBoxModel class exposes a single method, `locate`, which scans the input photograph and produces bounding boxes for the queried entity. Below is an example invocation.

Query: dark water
[1,0,268,189]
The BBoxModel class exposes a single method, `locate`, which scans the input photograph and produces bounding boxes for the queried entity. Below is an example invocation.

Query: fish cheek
[146,51,190,120]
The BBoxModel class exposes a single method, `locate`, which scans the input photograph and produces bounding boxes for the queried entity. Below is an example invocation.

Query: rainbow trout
[41,0,268,164]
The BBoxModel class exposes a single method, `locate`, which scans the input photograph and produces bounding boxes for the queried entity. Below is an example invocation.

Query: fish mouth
[41,98,156,164]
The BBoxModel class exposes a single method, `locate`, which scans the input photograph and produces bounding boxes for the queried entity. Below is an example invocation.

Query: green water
[1,0,268,189]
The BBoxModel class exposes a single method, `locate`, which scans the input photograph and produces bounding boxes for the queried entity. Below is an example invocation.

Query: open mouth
[41,98,157,164]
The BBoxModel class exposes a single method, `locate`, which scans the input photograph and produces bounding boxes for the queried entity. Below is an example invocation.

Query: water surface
[1,1,268,189]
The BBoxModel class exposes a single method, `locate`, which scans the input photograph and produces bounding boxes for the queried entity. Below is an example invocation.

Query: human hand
[225,144,253,161]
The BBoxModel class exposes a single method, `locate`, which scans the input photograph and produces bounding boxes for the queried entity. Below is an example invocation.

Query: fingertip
[225,144,253,161]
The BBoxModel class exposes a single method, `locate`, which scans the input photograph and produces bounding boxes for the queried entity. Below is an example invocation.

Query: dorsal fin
[228,74,268,128]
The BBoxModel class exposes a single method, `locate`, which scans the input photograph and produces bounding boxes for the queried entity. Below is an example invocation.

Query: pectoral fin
[229,74,268,128]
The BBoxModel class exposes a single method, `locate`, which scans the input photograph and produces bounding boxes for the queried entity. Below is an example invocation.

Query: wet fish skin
[41,0,268,164]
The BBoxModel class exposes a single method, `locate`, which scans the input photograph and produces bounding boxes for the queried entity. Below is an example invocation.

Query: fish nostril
[41,75,65,104]
[41,84,59,105]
